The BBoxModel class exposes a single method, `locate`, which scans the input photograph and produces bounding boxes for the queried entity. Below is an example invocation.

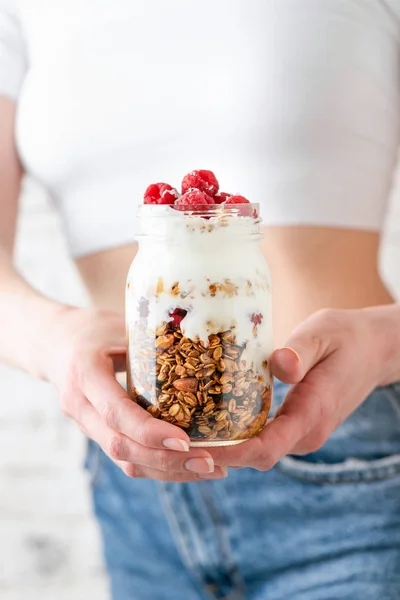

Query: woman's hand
[209,305,400,470]
[46,307,226,482]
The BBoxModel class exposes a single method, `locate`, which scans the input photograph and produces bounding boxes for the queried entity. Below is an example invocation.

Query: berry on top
[214,192,232,204]
[143,171,254,215]
[224,194,252,216]
[175,189,215,207]
[144,183,179,205]
[181,170,219,197]
[224,195,250,205]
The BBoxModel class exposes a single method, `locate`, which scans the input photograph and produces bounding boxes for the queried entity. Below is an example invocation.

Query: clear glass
[126,204,273,447]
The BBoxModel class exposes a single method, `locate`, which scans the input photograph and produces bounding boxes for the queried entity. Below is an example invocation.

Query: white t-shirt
[2,0,400,257]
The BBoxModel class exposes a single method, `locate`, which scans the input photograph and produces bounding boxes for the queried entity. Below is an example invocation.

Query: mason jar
[126,204,273,447]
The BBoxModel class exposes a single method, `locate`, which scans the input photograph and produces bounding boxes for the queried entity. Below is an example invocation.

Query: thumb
[270,322,333,384]
[270,348,302,384]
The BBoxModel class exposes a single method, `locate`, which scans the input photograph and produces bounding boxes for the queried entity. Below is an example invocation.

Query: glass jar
[126,204,273,447]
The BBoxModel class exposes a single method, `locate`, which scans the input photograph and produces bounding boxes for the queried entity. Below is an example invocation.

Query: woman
[1,0,400,598]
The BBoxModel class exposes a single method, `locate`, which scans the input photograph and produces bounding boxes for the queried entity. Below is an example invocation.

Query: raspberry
[169,308,187,329]
[143,184,160,203]
[159,184,180,205]
[250,313,263,326]
[175,190,215,207]
[181,170,219,196]
[214,192,232,204]
[224,195,250,205]
[144,183,179,205]
[224,194,252,216]
[250,313,263,337]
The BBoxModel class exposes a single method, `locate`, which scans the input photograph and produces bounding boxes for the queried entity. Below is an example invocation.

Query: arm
[0,97,65,378]
[209,304,400,469]
[0,97,223,481]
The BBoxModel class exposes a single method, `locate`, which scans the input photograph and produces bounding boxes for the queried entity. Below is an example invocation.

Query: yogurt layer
[127,207,273,380]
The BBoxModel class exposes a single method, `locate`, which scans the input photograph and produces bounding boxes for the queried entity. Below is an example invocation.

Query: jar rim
[136,203,262,240]
[137,203,260,219]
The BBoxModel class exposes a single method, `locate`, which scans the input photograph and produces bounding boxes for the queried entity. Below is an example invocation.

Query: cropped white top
[2,0,400,257]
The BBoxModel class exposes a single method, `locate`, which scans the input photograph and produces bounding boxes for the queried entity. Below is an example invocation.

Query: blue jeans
[85,381,400,599]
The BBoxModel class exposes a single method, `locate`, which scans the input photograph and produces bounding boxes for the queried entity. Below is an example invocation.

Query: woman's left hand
[209,305,400,470]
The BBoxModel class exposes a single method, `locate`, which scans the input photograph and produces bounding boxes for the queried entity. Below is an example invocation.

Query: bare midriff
[76,226,394,348]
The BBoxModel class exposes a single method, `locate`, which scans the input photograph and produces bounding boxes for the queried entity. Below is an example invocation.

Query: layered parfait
[126,170,273,446]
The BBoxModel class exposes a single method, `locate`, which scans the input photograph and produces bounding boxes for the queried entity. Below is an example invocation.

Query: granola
[128,320,271,444]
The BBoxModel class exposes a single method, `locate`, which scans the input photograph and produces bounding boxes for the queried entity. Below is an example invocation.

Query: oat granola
[128,320,271,443]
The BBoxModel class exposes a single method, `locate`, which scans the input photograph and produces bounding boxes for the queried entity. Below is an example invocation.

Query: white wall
[1,176,400,600]
[0,180,107,600]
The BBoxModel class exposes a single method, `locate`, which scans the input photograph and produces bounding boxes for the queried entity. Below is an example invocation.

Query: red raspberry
[159,184,180,205]
[144,183,179,205]
[224,195,250,205]
[169,308,187,329]
[224,194,252,216]
[181,170,219,196]
[175,190,215,207]
[250,313,263,337]
[214,192,232,204]
[250,313,263,326]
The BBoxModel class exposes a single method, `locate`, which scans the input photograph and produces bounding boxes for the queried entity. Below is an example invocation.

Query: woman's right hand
[45,307,226,482]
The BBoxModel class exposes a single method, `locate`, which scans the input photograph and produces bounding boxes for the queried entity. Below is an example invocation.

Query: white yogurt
[126,206,273,381]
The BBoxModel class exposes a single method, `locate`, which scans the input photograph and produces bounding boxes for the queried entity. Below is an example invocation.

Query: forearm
[0,98,72,380]
[0,246,70,379]
[363,303,400,387]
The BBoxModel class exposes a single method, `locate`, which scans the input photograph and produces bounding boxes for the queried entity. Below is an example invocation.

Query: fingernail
[163,438,189,452]
[275,347,300,371]
[185,457,215,474]
[198,466,229,479]
[282,347,300,362]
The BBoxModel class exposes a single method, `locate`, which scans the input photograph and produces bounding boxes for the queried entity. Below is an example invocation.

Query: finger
[78,398,218,474]
[254,371,339,465]
[262,341,353,462]
[208,436,264,469]
[289,396,347,456]
[114,441,216,474]
[121,462,228,482]
[208,400,307,470]
[211,371,335,469]
[269,311,338,384]
[80,353,191,450]
[269,348,302,384]
[210,416,301,470]
[290,430,330,456]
